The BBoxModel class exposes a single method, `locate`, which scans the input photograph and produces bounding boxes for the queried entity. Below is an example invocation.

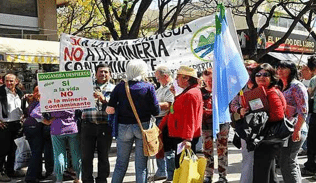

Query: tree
[57,0,107,39]
[57,0,199,40]
[188,0,316,60]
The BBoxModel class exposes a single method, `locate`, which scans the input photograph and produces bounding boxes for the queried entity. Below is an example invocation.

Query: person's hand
[170,85,176,95]
[292,129,301,142]
[0,121,7,129]
[182,140,191,149]
[106,106,115,114]
[204,107,212,115]
[42,118,54,126]
[240,107,249,116]
[94,91,106,102]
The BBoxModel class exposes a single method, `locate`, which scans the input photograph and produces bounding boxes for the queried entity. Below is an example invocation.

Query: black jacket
[0,85,24,119]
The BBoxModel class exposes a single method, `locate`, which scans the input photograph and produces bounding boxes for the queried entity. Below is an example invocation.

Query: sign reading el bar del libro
[37,70,95,112]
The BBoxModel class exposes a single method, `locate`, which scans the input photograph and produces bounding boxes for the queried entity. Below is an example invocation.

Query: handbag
[125,81,163,157]
[262,89,294,143]
[173,149,207,183]
[262,118,295,143]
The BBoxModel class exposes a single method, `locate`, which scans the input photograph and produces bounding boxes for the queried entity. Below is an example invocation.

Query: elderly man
[148,66,175,182]
[0,73,25,181]
[81,64,115,183]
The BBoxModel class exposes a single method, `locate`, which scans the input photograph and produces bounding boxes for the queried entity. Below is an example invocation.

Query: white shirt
[155,81,174,118]
[0,87,23,122]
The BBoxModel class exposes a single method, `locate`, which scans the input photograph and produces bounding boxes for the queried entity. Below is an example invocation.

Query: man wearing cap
[159,65,203,170]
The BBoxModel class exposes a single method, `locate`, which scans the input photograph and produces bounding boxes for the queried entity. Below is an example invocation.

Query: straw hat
[177,66,198,78]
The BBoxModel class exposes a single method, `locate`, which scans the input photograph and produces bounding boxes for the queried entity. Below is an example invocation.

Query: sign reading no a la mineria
[37,70,95,112]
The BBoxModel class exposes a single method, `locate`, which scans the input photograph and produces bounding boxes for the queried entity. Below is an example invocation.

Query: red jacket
[160,84,203,141]
[266,87,287,122]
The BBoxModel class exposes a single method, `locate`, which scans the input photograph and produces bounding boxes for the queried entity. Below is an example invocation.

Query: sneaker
[215,176,227,183]
[301,167,315,176]
[148,175,167,181]
[204,176,212,183]
[0,172,11,182]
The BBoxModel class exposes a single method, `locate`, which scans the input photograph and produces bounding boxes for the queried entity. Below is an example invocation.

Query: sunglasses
[255,72,270,77]
[203,70,212,76]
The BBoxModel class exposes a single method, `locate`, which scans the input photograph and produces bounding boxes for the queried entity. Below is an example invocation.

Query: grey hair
[126,59,148,81]
[155,66,172,77]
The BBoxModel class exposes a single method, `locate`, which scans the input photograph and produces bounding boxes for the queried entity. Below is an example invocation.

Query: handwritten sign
[59,15,217,78]
[37,70,95,112]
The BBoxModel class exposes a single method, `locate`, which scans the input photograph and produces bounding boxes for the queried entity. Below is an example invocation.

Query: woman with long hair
[277,60,308,183]
[239,63,287,183]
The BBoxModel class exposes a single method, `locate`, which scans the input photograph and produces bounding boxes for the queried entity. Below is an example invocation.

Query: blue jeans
[155,118,175,180]
[51,133,81,182]
[156,151,175,180]
[111,122,150,183]
[279,127,307,183]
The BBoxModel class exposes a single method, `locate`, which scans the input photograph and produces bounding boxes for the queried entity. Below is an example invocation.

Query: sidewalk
[7,140,315,183]
[107,142,314,183]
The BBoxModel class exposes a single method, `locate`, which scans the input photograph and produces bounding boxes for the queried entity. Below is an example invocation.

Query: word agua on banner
[60,15,217,77]
[38,70,95,112]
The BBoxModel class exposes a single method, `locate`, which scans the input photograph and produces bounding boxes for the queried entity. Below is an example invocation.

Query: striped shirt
[82,81,115,123]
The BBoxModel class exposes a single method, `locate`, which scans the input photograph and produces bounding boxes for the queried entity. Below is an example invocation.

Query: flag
[212,5,249,138]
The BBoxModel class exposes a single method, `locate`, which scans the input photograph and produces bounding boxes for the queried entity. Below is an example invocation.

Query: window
[0,0,37,17]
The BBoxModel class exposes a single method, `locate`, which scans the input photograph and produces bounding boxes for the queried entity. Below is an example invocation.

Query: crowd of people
[0,56,315,183]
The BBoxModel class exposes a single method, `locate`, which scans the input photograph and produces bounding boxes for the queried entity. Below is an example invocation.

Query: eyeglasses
[255,72,270,77]
[203,70,212,76]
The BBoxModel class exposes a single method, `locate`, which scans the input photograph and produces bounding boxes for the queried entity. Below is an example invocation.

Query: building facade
[0,0,67,92]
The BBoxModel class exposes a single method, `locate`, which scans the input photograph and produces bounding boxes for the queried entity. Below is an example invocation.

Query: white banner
[59,15,217,78]
[37,70,95,112]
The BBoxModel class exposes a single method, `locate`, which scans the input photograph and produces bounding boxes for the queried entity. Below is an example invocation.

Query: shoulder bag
[262,89,294,143]
[125,81,163,156]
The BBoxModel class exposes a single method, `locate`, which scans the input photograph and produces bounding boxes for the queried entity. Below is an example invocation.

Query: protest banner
[37,70,95,112]
[59,15,217,78]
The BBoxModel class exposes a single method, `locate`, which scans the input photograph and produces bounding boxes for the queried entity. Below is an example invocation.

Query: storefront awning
[267,52,311,65]
[0,37,59,64]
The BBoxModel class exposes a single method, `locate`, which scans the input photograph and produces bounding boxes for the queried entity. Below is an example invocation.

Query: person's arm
[267,89,287,122]
[159,102,171,110]
[30,103,42,119]
[149,85,160,116]
[180,93,201,141]
[230,94,241,113]
[292,84,308,142]
[50,110,74,118]
[308,77,316,96]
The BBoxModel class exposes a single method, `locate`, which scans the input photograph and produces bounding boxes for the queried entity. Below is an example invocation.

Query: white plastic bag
[14,136,31,170]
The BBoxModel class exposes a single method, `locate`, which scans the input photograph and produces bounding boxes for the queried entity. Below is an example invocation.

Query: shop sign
[37,70,95,112]
[265,30,315,53]
[238,29,316,53]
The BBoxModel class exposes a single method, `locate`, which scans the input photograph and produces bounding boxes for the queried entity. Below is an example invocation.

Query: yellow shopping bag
[173,149,207,183]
